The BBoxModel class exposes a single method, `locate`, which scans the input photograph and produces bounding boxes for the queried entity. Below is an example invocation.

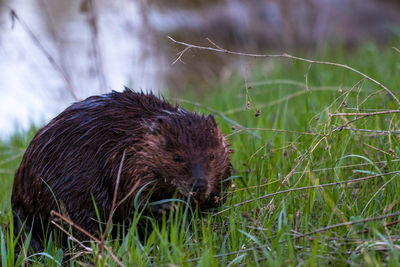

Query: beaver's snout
[190,164,208,193]
[190,177,208,193]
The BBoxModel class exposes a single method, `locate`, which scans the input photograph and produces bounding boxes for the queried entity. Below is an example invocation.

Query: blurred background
[1,0,400,138]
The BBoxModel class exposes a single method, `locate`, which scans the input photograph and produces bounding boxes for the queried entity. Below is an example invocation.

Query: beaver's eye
[173,154,181,162]
[209,153,215,161]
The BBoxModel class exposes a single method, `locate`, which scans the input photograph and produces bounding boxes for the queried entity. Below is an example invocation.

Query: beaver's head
[135,110,231,208]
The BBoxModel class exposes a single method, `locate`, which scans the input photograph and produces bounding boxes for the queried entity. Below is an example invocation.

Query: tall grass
[1,42,400,265]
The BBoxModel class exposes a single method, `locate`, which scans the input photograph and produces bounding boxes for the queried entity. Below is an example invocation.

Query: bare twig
[342,128,400,135]
[364,143,400,159]
[85,0,107,92]
[385,220,400,227]
[231,161,394,210]
[213,171,400,216]
[262,133,328,210]
[172,47,190,65]
[168,36,400,107]
[10,9,78,101]
[297,159,400,174]
[170,97,262,139]
[116,180,141,208]
[332,115,370,131]
[102,150,126,240]
[20,235,28,267]
[96,149,126,265]
[206,38,226,51]
[224,86,349,116]
[305,63,312,91]
[293,211,400,240]
[361,174,398,215]
[50,211,124,267]
[330,110,400,117]
[51,221,93,252]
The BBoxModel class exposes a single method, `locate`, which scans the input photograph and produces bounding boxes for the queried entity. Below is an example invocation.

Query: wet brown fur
[11,88,231,250]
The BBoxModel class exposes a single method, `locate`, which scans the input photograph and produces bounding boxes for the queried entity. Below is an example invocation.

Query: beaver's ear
[123,86,132,92]
[148,116,166,135]
[148,122,159,135]
[206,114,217,127]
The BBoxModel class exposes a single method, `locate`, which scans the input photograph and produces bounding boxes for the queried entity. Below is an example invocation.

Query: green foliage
[1,42,400,265]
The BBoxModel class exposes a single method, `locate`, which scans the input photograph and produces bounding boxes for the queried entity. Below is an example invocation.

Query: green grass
[2,42,400,266]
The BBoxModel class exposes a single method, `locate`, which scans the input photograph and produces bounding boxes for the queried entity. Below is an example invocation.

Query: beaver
[11,88,231,251]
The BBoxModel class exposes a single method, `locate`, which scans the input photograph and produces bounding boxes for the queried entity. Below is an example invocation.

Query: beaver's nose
[191,178,208,193]
[191,164,207,193]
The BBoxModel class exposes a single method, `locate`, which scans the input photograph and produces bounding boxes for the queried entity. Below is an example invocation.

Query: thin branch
[293,211,400,240]
[305,63,312,91]
[385,220,400,227]
[263,133,328,210]
[101,150,126,247]
[104,150,126,237]
[206,38,226,51]
[116,180,141,208]
[95,150,126,266]
[213,171,400,216]
[86,0,107,92]
[170,97,262,139]
[224,88,332,115]
[342,128,400,135]
[20,236,28,267]
[10,9,79,101]
[361,174,398,215]
[296,159,400,174]
[330,110,400,117]
[172,47,190,65]
[50,211,124,267]
[168,36,400,107]
[52,221,93,252]
[332,115,370,131]
[364,143,400,159]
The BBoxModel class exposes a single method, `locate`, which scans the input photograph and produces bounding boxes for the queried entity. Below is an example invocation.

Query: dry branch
[50,211,124,267]
[342,128,400,135]
[170,97,262,139]
[102,150,126,241]
[293,211,400,240]
[52,221,93,252]
[213,171,400,216]
[331,110,400,117]
[96,149,126,264]
[10,9,78,101]
[168,36,400,107]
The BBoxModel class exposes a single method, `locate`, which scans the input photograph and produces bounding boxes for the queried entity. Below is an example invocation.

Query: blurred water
[1,0,399,139]
[0,0,165,139]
